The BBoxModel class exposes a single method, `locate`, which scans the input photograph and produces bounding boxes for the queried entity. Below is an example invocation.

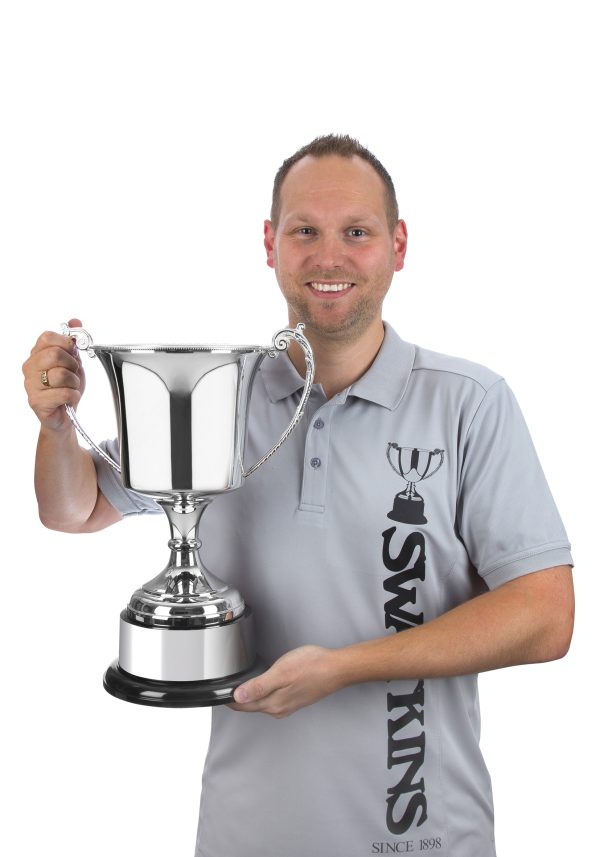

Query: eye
[348,228,367,238]
[297,227,315,236]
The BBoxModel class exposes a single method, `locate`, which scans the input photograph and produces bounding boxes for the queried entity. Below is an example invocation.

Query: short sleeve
[90,437,162,516]
[456,379,573,589]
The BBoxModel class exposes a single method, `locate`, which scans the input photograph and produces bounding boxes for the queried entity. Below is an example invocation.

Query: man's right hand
[22,317,86,433]
[25,317,122,532]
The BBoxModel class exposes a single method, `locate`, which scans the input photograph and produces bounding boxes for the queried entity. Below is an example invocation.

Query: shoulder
[378,324,507,412]
[411,343,504,394]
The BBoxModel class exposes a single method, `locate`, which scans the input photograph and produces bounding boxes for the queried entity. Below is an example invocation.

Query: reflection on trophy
[386,444,445,525]
[62,323,314,707]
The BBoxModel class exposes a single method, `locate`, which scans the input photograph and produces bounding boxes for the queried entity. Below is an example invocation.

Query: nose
[308,232,348,271]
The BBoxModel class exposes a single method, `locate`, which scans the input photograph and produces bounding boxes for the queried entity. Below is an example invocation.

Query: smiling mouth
[307,281,355,293]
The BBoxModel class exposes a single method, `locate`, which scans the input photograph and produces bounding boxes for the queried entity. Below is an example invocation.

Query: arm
[24,319,122,533]
[34,427,122,533]
[230,564,574,718]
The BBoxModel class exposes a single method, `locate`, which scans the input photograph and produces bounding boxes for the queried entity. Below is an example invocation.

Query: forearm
[35,425,99,531]
[230,567,573,717]
[332,566,574,688]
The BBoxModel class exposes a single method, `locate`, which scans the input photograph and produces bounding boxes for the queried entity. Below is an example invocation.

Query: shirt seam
[462,377,506,440]
[411,364,502,394]
[454,378,506,501]
[479,540,572,578]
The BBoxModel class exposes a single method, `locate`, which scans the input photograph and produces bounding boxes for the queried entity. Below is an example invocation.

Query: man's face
[264,154,407,342]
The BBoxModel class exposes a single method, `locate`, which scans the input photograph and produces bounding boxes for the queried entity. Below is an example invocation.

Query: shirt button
[313,418,325,430]
[310,457,322,469]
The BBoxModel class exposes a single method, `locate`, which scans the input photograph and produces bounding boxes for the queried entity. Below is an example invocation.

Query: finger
[227,691,291,718]
[29,386,83,416]
[39,366,82,391]
[31,329,79,358]
[35,345,82,375]
[31,317,83,356]
[233,675,271,704]
[233,668,282,710]
[42,386,83,408]
[66,319,84,353]
[227,702,254,712]
[233,684,252,703]
[227,697,272,714]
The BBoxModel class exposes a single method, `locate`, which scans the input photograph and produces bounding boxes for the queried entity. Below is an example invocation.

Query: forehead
[278,155,388,220]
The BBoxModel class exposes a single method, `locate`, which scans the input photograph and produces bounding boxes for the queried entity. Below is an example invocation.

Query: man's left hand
[228,645,342,718]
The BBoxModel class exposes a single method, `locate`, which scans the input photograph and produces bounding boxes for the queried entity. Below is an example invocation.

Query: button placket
[299,403,335,513]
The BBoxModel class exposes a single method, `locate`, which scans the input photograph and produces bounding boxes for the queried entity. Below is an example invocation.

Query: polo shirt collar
[259,321,415,411]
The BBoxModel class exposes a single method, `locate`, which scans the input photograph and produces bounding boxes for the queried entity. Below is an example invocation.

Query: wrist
[327,643,370,691]
[39,420,77,441]
[328,637,399,689]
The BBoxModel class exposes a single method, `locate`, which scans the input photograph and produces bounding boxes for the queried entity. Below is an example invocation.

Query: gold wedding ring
[40,370,50,388]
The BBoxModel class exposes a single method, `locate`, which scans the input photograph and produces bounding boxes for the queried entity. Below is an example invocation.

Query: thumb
[233,673,270,704]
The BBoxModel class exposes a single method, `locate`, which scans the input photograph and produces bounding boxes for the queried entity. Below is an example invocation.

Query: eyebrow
[287,212,380,224]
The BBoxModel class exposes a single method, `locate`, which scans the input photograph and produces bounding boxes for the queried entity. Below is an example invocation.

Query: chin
[310,315,378,342]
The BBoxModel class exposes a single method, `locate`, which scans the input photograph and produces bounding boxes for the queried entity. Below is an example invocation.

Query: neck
[287,318,385,399]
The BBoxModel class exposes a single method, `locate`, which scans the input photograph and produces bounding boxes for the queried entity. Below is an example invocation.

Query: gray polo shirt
[92,322,573,857]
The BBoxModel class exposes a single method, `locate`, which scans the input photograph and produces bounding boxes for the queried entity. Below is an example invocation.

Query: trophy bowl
[62,323,314,707]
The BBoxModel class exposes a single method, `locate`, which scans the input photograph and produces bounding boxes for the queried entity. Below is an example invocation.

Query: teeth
[309,282,353,292]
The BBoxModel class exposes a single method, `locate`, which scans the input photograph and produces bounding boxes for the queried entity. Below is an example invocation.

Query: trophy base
[103,659,264,708]
[387,493,427,525]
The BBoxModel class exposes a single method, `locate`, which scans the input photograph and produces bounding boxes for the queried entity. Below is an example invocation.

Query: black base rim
[103,659,264,708]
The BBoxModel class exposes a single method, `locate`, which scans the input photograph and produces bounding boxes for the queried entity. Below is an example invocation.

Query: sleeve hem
[480,545,574,590]
[90,445,162,517]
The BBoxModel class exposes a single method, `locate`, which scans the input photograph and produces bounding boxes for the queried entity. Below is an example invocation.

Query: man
[24,135,574,856]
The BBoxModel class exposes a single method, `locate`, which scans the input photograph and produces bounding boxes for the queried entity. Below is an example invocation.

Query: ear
[264,220,276,269]
[393,219,408,272]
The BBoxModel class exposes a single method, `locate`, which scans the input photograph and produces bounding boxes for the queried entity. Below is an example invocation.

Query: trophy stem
[158,497,213,594]
[160,495,210,543]
[125,496,246,627]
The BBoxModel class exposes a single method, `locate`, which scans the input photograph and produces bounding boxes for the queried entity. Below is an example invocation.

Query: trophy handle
[242,323,315,478]
[60,323,122,474]
[421,449,445,480]
[386,443,403,477]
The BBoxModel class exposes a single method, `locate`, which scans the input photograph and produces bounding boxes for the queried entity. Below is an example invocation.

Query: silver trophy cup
[62,323,314,707]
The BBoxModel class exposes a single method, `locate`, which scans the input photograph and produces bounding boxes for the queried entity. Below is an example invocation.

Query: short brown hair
[270,134,399,232]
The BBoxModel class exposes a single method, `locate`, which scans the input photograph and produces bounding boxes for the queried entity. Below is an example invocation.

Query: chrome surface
[57,322,314,694]
[119,608,255,682]
[61,322,314,492]
[127,499,245,627]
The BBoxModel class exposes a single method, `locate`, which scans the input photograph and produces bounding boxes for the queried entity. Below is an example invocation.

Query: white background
[2,1,598,854]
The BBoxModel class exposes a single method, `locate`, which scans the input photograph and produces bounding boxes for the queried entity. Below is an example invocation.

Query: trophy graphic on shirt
[61,323,314,707]
[386,444,445,525]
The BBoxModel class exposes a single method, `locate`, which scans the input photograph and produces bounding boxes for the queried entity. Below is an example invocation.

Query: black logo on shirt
[386,445,444,525]
[382,529,428,834]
